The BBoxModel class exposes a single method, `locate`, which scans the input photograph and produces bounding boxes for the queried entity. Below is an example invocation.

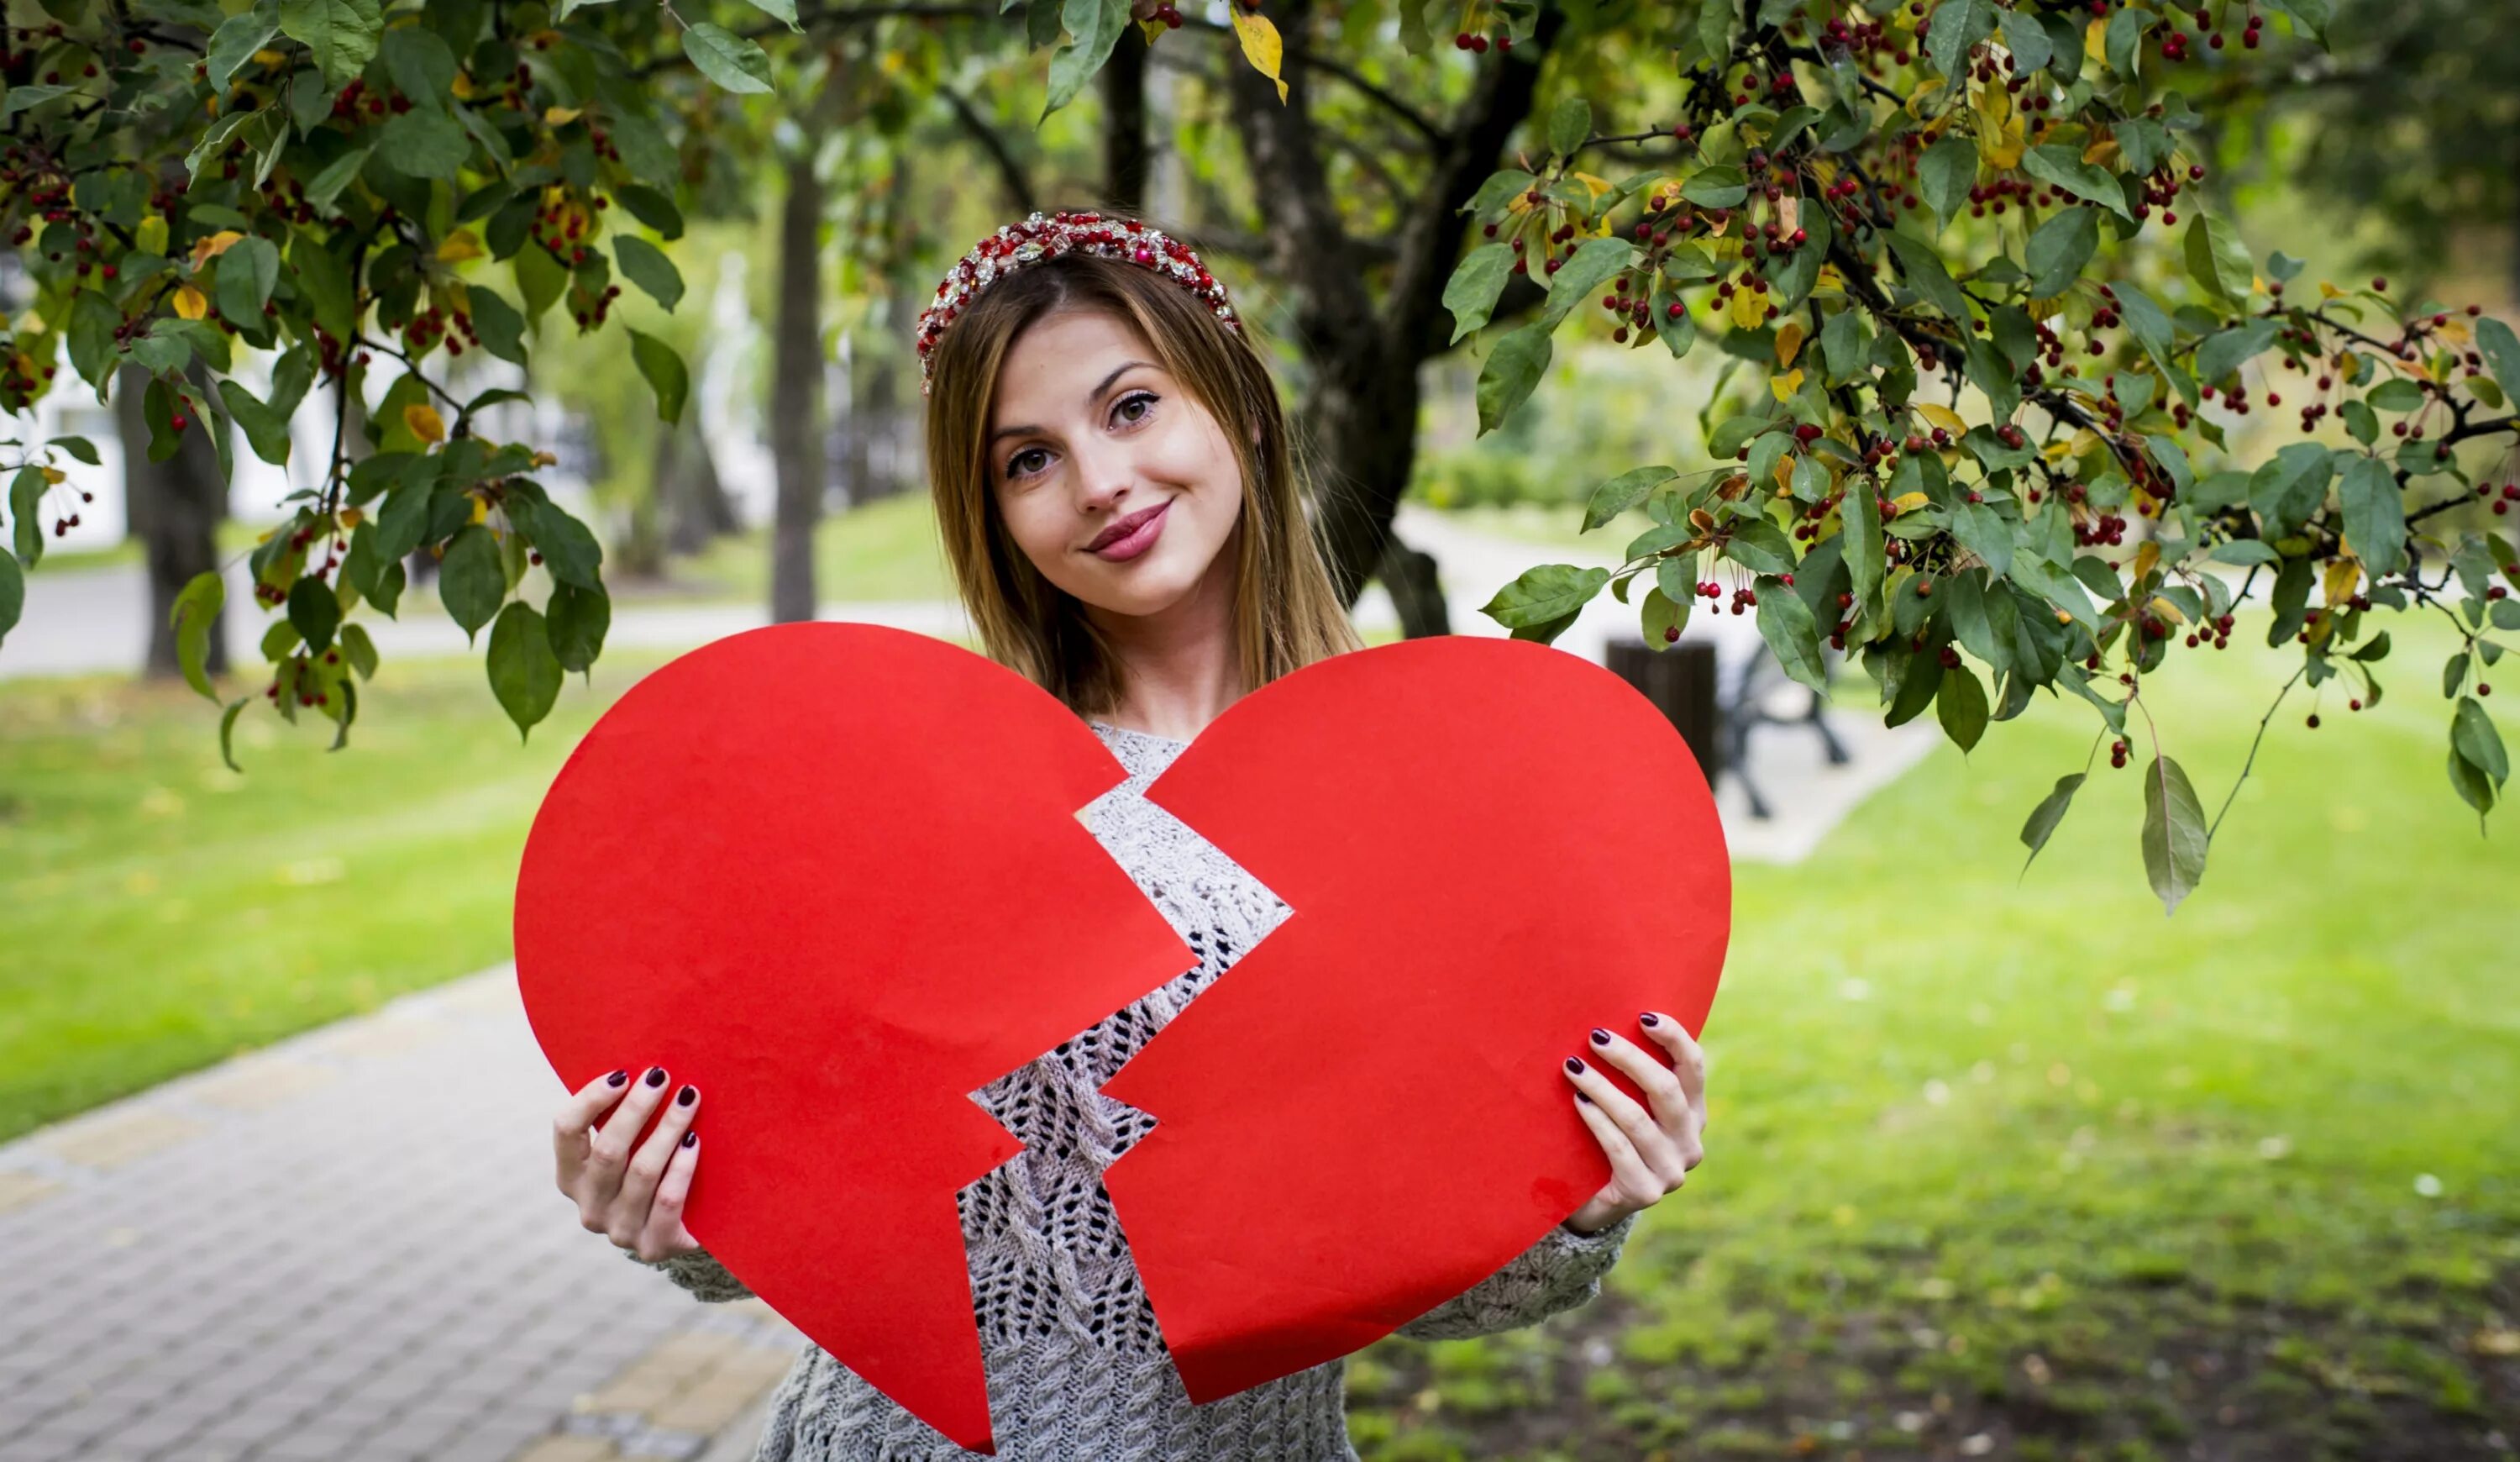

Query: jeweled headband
[914,209,1242,397]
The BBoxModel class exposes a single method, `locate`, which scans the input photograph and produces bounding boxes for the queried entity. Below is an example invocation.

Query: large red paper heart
[513,623,1728,1454]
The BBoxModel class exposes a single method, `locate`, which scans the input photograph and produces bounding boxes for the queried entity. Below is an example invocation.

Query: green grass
[1348,615,2520,1461]
[39,518,276,572]
[3,611,2514,1459]
[650,489,957,604]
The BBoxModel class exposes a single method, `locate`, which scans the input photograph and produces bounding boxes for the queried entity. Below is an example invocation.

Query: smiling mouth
[1087,501,1169,551]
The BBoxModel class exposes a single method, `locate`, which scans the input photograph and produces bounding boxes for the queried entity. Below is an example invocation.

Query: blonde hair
[921,235,1363,719]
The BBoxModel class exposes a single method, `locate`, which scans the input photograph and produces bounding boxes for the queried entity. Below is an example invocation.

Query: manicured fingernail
[1590,1028,1611,1045]
[680,1130,697,1148]
[676,1085,697,1107]
[645,1066,667,1087]
[606,1070,628,1087]
[1639,1012,1662,1028]
[1565,1056,1586,1074]
[1575,1091,1593,1105]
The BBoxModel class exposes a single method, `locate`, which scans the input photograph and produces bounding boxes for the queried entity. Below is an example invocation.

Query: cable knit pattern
[627,719,1641,1459]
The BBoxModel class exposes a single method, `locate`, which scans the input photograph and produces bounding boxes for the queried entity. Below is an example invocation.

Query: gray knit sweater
[630,719,1640,1459]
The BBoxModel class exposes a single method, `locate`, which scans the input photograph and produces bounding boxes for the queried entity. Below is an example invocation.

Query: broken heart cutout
[513,623,1728,1454]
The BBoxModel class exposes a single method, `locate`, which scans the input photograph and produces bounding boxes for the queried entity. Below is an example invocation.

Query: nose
[1068,434,1136,517]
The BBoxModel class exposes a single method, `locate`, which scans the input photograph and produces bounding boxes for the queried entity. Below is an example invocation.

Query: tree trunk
[116,365,228,679]
[662,408,738,555]
[1221,0,1563,624]
[1377,534,1450,638]
[769,151,826,623]
[1103,26,1150,215]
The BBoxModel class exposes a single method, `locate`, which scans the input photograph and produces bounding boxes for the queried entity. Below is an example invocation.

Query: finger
[1563,1054,1689,1190]
[1583,1025,1690,1134]
[637,1128,703,1262]
[610,1080,701,1250]
[581,1064,672,1219]
[553,1068,633,1192]
[1636,1012,1709,1130]
[1572,1088,1665,1210]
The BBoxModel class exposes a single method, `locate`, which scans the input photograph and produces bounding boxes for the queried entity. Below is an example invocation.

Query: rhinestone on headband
[914,209,1242,397]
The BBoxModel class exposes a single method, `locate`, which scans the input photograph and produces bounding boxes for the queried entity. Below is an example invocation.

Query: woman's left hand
[1558,1012,1709,1235]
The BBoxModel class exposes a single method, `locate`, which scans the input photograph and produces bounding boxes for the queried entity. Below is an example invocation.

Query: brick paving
[0,969,803,1462]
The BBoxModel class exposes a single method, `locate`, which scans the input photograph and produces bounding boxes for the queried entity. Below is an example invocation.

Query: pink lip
[1088,500,1171,561]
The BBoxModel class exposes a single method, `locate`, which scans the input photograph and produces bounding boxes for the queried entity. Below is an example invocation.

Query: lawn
[643,488,958,604]
[3,612,2514,1460]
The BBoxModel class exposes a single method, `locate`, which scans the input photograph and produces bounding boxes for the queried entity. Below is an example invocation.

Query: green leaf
[277,0,384,88]
[214,236,281,329]
[380,24,458,108]
[2454,696,2507,787]
[1998,8,2054,71]
[205,3,281,92]
[613,183,685,241]
[2474,318,2520,408]
[487,602,563,742]
[377,108,470,181]
[218,696,249,773]
[171,570,225,701]
[339,621,378,680]
[1481,563,1609,629]
[1755,575,1827,692]
[2022,145,2132,219]
[2182,212,2254,306]
[1042,0,1121,117]
[1680,166,1749,208]
[613,236,685,312]
[1724,518,1797,576]
[1476,322,1553,434]
[1582,465,1677,532]
[1641,584,1689,648]
[1844,471,1884,613]
[0,548,22,644]
[291,236,357,342]
[49,435,101,467]
[2193,318,2279,387]
[741,0,804,25]
[217,379,291,465]
[1950,502,2012,579]
[1547,97,1591,159]
[2018,771,2085,873]
[2449,744,2496,816]
[468,287,527,367]
[8,466,44,569]
[67,291,122,392]
[1937,660,1987,751]
[2023,207,2097,302]
[286,573,339,654]
[1927,0,1998,83]
[684,21,775,94]
[2338,456,2407,578]
[1444,241,1515,344]
[513,495,604,591]
[1917,138,1977,233]
[628,329,690,425]
[438,524,506,644]
[547,581,611,674]
[516,242,568,323]
[1885,232,1971,325]
[1543,238,1636,328]
[2139,754,2208,914]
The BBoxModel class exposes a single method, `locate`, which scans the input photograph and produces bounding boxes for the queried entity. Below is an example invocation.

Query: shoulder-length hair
[921,233,1362,720]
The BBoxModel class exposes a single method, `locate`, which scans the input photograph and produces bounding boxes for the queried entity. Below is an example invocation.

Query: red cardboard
[1101,634,1729,1402]
[513,623,1194,1455]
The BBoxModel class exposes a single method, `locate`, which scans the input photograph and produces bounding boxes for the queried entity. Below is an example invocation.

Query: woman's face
[986,308,1245,621]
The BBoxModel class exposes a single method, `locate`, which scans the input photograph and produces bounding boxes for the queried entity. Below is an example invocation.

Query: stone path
[0,972,804,1462]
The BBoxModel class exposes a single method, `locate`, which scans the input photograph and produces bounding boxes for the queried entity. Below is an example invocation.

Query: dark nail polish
[1576,1091,1593,1105]
[680,1130,697,1148]
[1590,1028,1611,1045]
[676,1085,697,1107]
[645,1066,667,1087]
[1639,1012,1662,1028]
[1565,1056,1586,1074]
[606,1070,628,1087]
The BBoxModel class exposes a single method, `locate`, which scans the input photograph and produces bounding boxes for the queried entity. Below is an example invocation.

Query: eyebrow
[989,360,1155,447]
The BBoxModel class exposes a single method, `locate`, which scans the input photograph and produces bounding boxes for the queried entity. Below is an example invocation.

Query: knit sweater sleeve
[625,1244,756,1303]
[1391,1210,1641,1341]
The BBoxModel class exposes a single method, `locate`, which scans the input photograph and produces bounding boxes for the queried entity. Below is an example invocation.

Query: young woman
[549,209,1713,1460]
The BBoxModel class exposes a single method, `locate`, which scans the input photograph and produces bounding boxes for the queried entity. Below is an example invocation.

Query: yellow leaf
[1776,320,1808,368]
[1814,264,1847,294]
[1772,367,1805,401]
[543,105,582,125]
[253,48,289,67]
[172,285,209,321]
[452,70,475,99]
[2319,281,2343,299]
[2082,136,2120,169]
[1774,453,1797,492]
[1776,195,1800,235]
[1889,492,1931,517]
[136,215,168,256]
[531,450,559,469]
[435,230,486,265]
[2131,540,2160,585]
[1569,171,1614,200]
[405,403,447,444]
[189,230,245,269]
[1730,286,1767,329]
[2439,318,2473,346]
[1916,402,1967,437]
[2148,594,2184,625]
[469,494,490,525]
[2085,17,2109,62]
[2339,350,2364,384]
[2068,429,2101,459]
[338,507,365,529]
[1231,8,1289,104]
[40,465,65,485]
[2323,555,2362,607]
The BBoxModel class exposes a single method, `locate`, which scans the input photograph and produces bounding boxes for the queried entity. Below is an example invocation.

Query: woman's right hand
[554,1065,705,1261]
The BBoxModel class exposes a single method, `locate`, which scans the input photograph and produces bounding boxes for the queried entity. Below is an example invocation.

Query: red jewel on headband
[914,209,1242,397]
